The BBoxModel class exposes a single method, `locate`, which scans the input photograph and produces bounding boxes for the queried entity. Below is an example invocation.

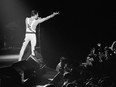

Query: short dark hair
[31,10,38,16]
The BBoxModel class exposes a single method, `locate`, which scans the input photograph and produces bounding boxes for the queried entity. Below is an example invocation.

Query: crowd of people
[47,41,116,87]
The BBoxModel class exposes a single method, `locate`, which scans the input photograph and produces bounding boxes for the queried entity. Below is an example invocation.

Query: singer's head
[31,10,38,19]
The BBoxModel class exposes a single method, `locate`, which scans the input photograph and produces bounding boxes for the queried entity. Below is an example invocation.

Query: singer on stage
[18,10,59,61]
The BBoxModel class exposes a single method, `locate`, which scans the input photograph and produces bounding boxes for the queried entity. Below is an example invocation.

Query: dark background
[0,0,116,68]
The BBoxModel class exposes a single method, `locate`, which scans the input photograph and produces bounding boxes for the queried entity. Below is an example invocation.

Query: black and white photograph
[0,0,116,87]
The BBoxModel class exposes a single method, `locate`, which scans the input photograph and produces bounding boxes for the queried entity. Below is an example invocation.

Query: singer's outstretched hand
[53,12,60,16]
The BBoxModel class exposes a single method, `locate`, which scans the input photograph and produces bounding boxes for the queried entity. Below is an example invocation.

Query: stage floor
[0,47,41,67]
[0,54,19,68]
[0,54,19,60]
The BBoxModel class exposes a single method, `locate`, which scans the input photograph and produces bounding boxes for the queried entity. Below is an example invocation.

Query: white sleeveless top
[26,18,36,33]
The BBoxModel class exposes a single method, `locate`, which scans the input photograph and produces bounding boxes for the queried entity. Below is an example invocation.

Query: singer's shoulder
[26,17,30,21]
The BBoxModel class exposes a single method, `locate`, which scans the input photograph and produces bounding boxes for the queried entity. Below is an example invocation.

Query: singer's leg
[19,35,29,61]
[30,34,36,56]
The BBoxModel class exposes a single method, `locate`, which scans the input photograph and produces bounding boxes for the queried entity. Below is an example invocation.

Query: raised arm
[36,12,59,24]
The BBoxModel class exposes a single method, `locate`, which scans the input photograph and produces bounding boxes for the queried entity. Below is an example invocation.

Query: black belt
[26,32,36,34]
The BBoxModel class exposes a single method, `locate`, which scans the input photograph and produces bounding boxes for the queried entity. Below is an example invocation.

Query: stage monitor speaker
[12,56,40,72]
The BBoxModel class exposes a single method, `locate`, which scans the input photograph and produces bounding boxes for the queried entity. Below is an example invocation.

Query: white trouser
[18,33,36,61]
